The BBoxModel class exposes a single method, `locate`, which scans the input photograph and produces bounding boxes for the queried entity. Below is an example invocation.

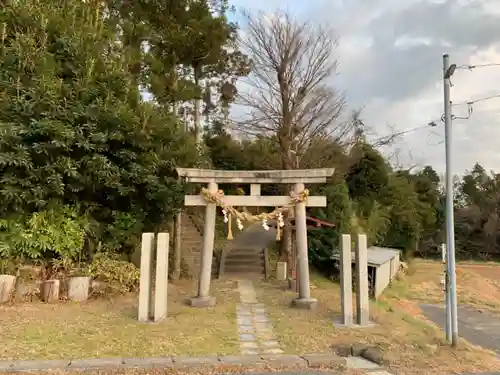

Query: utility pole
[441,243,452,341]
[443,53,459,346]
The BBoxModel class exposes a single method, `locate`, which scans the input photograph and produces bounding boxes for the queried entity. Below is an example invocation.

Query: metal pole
[443,53,459,346]
[442,243,451,341]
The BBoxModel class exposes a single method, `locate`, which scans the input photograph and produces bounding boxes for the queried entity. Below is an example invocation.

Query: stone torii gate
[177,167,334,309]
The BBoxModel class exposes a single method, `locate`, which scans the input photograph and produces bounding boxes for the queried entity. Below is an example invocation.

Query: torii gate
[177,167,334,309]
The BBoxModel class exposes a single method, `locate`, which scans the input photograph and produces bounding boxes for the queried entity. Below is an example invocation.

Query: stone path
[236,279,284,355]
[420,303,500,354]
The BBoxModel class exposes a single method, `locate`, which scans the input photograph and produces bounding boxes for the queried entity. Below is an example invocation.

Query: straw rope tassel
[276,224,281,241]
[227,213,234,240]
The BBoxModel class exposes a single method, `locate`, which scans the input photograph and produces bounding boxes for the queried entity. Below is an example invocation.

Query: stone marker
[67,276,90,302]
[340,234,353,326]
[154,232,169,322]
[138,232,154,322]
[276,261,287,281]
[355,233,369,325]
[0,275,16,303]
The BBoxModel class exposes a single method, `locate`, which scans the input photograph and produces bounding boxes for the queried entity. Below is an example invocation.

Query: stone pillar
[276,261,287,281]
[172,212,182,281]
[154,232,170,322]
[292,182,317,310]
[138,232,154,322]
[189,181,217,307]
[355,233,369,325]
[340,234,353,326]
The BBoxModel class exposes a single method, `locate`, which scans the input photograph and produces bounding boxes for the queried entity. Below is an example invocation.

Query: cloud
[229,0,500,173]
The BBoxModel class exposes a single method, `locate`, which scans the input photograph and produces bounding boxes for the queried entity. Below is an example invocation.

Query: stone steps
[222,272,265,280]
[221,248,266,279]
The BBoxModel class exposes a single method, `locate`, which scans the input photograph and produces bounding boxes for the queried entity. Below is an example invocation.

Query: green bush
[0,205,88,261]
[87,252,140,293]
[308,180,353,275]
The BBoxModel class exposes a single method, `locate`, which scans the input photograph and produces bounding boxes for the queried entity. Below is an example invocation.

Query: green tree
[0,0,199,256]
[346,142,390,216]
[109,0,250,140]
[308,180,353,274]
[381,174,422,257]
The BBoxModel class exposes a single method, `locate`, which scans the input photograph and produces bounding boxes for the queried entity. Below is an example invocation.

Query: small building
[331,246,401,299]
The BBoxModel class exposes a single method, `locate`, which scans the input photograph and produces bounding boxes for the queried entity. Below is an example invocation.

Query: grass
[256,269,500,375]
[384,259,500,312]
[0,279,240,360]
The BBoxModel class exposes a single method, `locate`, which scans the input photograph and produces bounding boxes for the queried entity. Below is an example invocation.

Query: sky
[227,0,500,174]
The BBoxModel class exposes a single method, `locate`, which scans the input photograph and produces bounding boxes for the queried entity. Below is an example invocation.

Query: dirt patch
[0,280,240,360]
[256,275,500,375]
[460,264,500,281]
[384,260,500,312]
[388,299,425,319]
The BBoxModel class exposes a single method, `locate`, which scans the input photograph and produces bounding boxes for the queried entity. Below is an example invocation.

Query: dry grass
[0,279,240,360]
[385,259,500,312]
[257,272,500,375]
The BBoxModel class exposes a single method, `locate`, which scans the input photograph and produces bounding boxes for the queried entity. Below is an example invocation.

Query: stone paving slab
[259,354,307,368]
[345,356,381,369]
[172,355,220,369]
[69,358,125,370]
[12,360,72,371]
[0,354,347,373]
[124,357,174,368]
[218,355,267,366]
[233,373,345,375]
[300,353,346,367]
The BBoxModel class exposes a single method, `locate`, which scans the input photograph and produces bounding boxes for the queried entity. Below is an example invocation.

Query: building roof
[270,216,336,229]
[330,246,401,267]
[291,216,336,228]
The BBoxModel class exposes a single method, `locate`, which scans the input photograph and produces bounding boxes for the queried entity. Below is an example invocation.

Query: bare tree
[234,10,350,169]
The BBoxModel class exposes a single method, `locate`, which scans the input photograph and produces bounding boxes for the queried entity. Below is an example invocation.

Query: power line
[425,92,500,126]
[371,124,434,146]
[453,93,500,107]
[457,63,500,70]
[373,62,500,147]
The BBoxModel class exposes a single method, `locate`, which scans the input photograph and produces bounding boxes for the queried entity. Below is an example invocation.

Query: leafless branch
[233,10,350,168]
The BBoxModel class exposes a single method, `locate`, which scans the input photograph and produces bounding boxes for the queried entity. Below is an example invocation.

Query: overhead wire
[370,62,500,148]
[457,63,500,70]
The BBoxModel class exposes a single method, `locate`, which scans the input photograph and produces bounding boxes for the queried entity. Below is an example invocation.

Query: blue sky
[227,0,500,174]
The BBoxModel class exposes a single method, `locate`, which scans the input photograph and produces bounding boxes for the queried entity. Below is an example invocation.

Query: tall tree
[235,10,350,169]
[0,0,199,255]
[109,0,250,141]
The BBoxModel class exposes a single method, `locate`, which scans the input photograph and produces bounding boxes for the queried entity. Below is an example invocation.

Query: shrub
[87,253,140,294]
[0,205,88,261]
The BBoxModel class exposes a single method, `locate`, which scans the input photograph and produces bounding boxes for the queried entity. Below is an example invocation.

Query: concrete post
[340,234,353,326]
[276,261,287,281]
[189,181,217,307]
[172,212,182,281]
[355,233,369,325]
[292,182,317,310]
[154,232,169,322]
[138,232,154,322]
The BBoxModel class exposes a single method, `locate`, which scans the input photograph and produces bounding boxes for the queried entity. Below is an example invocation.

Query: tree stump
[0,275,16,303]
[40,280,60,303]
[68,277,90,301]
